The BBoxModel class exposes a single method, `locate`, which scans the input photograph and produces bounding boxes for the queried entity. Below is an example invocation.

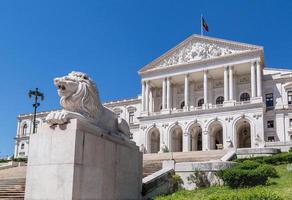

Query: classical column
[224,66,229,101]
[202,131,210,151]
[256,60,262,97]
[229,66,234,100]
[145,81,149,112]
[167,77,171,110]
[184,74,189,109]
[141,81,145,111]
[162,78,167,109]
[203,70,208,106]
[183,132,190,152]
[251,61,257,98]
[149,88,153,112]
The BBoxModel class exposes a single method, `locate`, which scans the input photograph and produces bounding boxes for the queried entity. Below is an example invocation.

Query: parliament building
[14,35,292,158]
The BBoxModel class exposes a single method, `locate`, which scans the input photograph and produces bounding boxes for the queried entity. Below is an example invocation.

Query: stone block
[25,118,142,200]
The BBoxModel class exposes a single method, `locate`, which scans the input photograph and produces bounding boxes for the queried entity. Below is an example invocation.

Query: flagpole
[201,14,203,36]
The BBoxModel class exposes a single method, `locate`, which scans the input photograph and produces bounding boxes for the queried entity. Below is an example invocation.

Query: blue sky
[0,0,292,156]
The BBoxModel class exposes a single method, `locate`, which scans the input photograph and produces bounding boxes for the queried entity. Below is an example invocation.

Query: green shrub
[217,161,278,188]
[236,152,292,165]
[12,158,27,163]
[207,187,282,200]
[239,160,260,170]
[171,174,184,191]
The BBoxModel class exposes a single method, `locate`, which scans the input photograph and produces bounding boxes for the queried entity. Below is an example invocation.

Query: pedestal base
[25,119,142,200]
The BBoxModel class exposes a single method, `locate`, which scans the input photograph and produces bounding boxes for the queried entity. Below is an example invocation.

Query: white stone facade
[14,35,292,158]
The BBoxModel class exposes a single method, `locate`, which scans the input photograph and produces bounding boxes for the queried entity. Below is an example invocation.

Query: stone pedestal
[25,118,142,200]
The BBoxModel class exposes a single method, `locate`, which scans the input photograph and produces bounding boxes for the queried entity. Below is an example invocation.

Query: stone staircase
[143,150,228,177]
[143,162,162,177]
[0,178,25,199]
[0,166,26,199]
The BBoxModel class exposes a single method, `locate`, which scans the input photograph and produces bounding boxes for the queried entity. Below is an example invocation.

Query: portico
[141,60,263,114]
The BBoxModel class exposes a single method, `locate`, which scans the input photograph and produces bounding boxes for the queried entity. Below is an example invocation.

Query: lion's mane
[59,71,102,120]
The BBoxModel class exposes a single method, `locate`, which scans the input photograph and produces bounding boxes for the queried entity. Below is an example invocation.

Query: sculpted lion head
[54,71,101,119]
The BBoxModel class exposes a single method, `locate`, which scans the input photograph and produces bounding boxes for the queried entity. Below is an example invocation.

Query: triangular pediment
[139,34,263,73]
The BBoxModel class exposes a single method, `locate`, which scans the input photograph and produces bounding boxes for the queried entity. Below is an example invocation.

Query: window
[180,101,185,109]
[265,93,274,108]
[267,136,275,142]
[113,108,122,118]
[22,124,27,135]
[21,143,25,150]
[290,119,292,127]
[240,93,250,101]
[267,120,274,128]
[198,99,204,107]
[129,111,134,124]
[290,135,292,141]
[35,121,40,133]
[288,91,292,105]
[216,96,224,105]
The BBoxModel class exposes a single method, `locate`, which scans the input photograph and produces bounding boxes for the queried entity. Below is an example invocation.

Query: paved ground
[0,166,26,179]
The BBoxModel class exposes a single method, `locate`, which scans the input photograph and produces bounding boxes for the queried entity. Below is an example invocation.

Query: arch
[22,123,28,136]
[188,123,202,151]
[169,124,183,152]
[208,120,224,150]
[197,98,204,107]
[216,96,224,104]
[180,101,185,109]
[240,92,250,101]
[234,118,251,148]
[147,127,160,153]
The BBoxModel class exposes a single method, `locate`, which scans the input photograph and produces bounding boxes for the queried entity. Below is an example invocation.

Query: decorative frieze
[213,80,224,88]
[155,41,246,68]
[237,75,250,84]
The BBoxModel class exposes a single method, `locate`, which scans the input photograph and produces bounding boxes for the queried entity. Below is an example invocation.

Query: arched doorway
[189,123,202,151]
[235,119,251,148]
[148,128,160,153]
[170,125,183,152]
[208,121,223,150]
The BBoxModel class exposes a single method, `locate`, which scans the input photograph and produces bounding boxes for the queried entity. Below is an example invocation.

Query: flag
[202,16,209,32]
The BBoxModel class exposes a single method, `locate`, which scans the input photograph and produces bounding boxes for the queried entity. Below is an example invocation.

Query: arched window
[216,96,224,104]
[22,124,27,135]
[180,101,185,109]
[240,93,250,101]
[21,143,25,150]
[198,99,204,107]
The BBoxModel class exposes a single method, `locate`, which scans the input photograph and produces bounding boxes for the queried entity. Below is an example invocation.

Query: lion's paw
[46,110,70,125]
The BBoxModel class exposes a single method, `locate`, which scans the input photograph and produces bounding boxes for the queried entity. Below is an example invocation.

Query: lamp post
[28,88,44,134]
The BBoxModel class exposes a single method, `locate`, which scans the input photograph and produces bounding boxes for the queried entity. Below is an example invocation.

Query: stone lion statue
[46,71,131,140]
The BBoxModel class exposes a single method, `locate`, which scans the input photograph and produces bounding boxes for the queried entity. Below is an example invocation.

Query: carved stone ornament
[141,125,147,131]
[45,71,131,140]
[155,41,245,68]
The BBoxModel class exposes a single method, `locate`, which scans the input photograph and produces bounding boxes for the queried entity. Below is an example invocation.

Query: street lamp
[28,88,44,134]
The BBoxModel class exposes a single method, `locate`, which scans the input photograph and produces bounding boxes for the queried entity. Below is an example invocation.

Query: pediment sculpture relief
[155,41,245,68]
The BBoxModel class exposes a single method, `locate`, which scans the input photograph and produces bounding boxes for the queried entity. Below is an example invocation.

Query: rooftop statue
[46,71,131,140]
